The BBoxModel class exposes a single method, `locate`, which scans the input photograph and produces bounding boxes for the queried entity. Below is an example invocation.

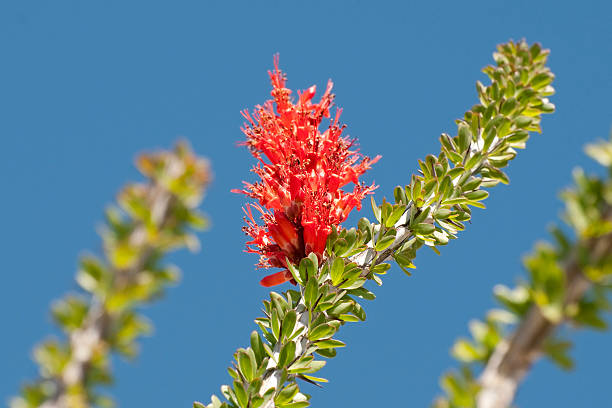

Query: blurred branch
[13,142,210,408]
[478,232,610,408]
[433,138,612,408]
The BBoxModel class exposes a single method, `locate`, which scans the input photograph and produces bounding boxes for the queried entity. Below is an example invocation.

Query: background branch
[477,232,611,408]
[13,143,210,408]
[433,138,612,408]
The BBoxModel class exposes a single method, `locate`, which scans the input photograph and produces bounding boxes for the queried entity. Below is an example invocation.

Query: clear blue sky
[1,1,611,407]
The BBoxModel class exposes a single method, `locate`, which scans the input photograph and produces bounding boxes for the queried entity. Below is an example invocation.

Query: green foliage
[384,40,556,262]
[203,40,556,408]
[12,143,210,408]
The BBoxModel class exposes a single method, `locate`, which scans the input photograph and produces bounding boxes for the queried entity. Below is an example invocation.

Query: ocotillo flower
[234,57,380,287]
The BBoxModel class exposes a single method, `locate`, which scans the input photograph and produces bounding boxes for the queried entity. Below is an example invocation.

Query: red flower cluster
[234,57,380,287]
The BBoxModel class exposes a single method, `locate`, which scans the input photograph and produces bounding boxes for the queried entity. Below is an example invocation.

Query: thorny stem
[258,144,499,408]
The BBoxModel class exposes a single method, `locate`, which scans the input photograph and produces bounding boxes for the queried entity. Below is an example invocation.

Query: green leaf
[338,314,359,322]
[327,301,353,316]
[309,323,336,341]
[288,355,314,371]
[301,360,326,373]
[339,277,366,290]
[348,287,376,300]
[315,301,334,312]
[237,350,255,382]
[447,150,464,164]
[465,190,489,201]
[302,374,328,383]
[434,208,452,220]
[315,339,346,349]
[353,302,367,321]
[371,196,381,223]
[423,179,437,199]
[271,309,280,340]
[440,133,458,153]
[394,185,408,204]
[304,278,318,309]
[270,292,289,317]
[500,97,517,115]
[325,227,339,255]
[486,167,510,184]
[466,200,486,209]
[286,259,304,285]
[419,159,432,179]
[32,340,70,378]
[461,176,482,191]
[281,310,297,341]
[394,252,415,272]
[375,229,397,251]
[228,366,239,381]
[412,223,435,235]
[458,124,472,153]
[330,257,344,286]
[51,295,89,332]
[385,205,406,228]
[307,252,319,273]
[442,197,467,206]
[452,339,484,363]
[315,348,337,358]
[515,116,533,128]
[438,175,453,201]
[464,152,482,170]
[278,341,296,368]
[530,72,553,90]
[483,124,497,152]
[410,178,423,202]
[250,331,265,365]
[412,206,431,225]
[300,257,316,280]
[342,262,362,279]
[275,383,299,406]
[371,262,391,275]
[77,256,109,295]
[233,381,248,408]
[542,338,574,370]
[358,217,372,236]
[380,201,392,226]
[540,101,555,113]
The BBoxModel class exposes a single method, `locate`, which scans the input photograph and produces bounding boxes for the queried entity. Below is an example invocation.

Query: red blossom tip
[238,57,380,286]
[260,270,293,287]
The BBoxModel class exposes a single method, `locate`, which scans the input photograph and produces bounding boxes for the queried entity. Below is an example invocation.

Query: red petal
[260,270,292,287]
[300,85,316,105]
[239,59,381,281]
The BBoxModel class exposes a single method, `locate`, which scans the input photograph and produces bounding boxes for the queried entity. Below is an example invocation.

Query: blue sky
[1,1,611,407]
